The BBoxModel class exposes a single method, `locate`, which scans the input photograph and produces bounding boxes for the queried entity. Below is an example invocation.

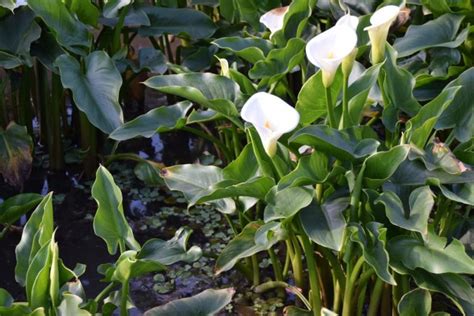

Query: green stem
[224,214,238,235]
[367,278,384,316]
[290,233,305,291]
[92,282,118,313]
[283,245,290,279]
[49,74,64,171]
[0,79,7,128]
[356,283,368,316]
[112,5,130,54]
[120,281,129,316]
[163,34,175,64]
[268,248,283,283]
[79,111,97,178]
[342,256,365,316]
[339,74,351,129]
[251,254,260,286]
[350,167,365,222]
[325,87,337,128]
[18,67,33,134]
[300,232,322,316]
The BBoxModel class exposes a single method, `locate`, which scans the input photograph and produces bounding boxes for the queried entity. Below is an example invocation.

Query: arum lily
[306,24,358,88]
[14,0,27,8]
[260,6,289,36]
[364,5,401,64]
[241,92,299,157]
[336,14,359,76]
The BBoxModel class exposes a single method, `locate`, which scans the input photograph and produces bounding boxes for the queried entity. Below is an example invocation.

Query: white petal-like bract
[260,6,290,35]
[241,92,300,157]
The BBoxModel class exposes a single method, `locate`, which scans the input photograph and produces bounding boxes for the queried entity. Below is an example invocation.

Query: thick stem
[339,74,351,129]
[120,281,129,316]
[350,167,365,222]
[325,87,337,128]
[290,234,305,291]
[300,233,322,316]
[342,256,365,316]
[251,254,260,286]
[367,278,384,316]
[92,282,118,313]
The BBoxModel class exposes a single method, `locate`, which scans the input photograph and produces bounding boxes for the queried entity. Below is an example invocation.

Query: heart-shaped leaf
[264,186,313,222]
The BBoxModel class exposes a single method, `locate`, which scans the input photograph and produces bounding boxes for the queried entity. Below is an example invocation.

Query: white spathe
[241,92,300,157]
[336,13,359,31]
[15,0,27,8]
[364,5,401,64]
[306,24,358,87]
[260,6,290,35]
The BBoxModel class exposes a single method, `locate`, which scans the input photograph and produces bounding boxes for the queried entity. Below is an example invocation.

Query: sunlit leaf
[58,293,91,316]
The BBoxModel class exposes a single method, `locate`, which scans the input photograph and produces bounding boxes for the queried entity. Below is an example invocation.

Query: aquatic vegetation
[1,0,474,315]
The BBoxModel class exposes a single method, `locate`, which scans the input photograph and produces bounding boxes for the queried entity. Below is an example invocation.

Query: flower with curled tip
[336,13,360,76]
[241,92,300,157]
[259,6,290,35]
[364,5,401,64]
[306,24,358,87]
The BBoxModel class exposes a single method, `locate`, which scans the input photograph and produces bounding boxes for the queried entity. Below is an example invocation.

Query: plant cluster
[1,0,473,315]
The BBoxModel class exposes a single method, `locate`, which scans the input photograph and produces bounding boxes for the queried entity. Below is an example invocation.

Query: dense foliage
[0,0,473,315]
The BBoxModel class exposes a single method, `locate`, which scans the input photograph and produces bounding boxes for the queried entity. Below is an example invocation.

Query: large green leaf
[300,197,349,251]
[161,164,236,214]
[56,51,124,134]
[363,145,410,188]
[216,222,279,274]
[272,0,315,46]
[92,166,140,255]
[264,186,313,222]
[405,87,460,148]
[28,0,91,54]
[290,125,380,161]
[349,222,396,285]
[296,69,343,125]
[0,8,41,68]
[388,232,474,275]
[411,270,474,316]
[398,288,431,316]
[138,227,202,265]
[110,102,192,141]
[144,288,235,316]
[249,38,305,83]
[375,186,434,235]
[15,193,54,286]
[64,0,100,26]
[26,238,53,309]
[436,67,474,142]
[112,250,166,283]
[382,45,421,131]
[0,123,33,187]
[144,73,242,121]
[0,193,42,225]
[438,183,474,206]
[394,14,468,58]
[278,151,330,189]
[212,37,273,64]
[138,7,216,39]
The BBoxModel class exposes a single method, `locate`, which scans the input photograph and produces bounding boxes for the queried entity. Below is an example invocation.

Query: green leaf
[394,14,468,58]
[264,186,313,222]
[398,288,431,316]
[92,166,140,255]
[212,37,273,63]
[144,288,235,316]
[363,145,410,188]
[144,73,242,122]
[0,193,43,225]
[272,0,315,46]
[15,193,54,286]
[375,186,434,235]
[112,250,166,283]
[436,67,474,142]
[438,183,474,206]
[411,270,474,316]
[134,160,164,186]
[249,38,305,83]
[28,0,91,54]
[405,87,460,148]
[138,7,216,39]
[382,45,421,131]
[161,164,236,214]
[56,51,124,134]
[26,239,53,309]
[223,144,258,182]
[0,122,33,187]
[110,102,192,141]
[300,197,349,251]
[65,0,100,26]
[290,125,380,161]
[347,63,383,124]
[349,222,396,285]
[0,0,15,11]
[278,151,330,189]
[0,8,41,68]
[0,288,13,307]
[58,293,91,316]
[138,227,202,265]
[388,232,474,274]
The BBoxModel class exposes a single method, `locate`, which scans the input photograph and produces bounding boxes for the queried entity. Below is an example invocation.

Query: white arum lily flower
[336,13,360,76]
[260,6,289,35]
[364,5,401,64]
[306,24,358,87]
[15,0,27,8]
[241,92,300,157]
